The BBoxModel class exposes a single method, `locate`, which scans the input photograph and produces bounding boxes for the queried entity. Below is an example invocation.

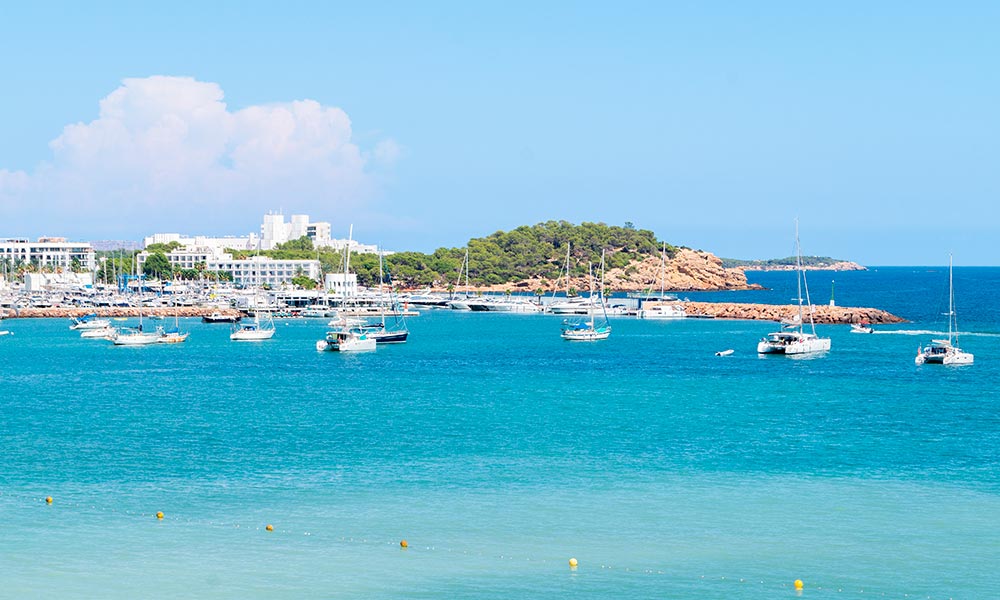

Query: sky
[1,2,998,265]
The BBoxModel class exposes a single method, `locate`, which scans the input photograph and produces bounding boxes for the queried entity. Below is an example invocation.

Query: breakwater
[680,301,904,324]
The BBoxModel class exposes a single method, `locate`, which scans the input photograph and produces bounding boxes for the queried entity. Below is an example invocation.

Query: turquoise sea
[2,268,999,599]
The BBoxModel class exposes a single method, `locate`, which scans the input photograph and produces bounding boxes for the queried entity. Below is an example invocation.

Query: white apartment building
[211,255,321,288]
[137,247,320,287]
[0,238,97,272]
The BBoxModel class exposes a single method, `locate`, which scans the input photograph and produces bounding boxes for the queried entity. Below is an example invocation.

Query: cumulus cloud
[0,76,391,236]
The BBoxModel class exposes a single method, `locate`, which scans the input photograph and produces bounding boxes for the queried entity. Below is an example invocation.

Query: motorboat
[637,302,686,319]
[317,328,376,352]
[850,322,874,334]
[69,314,112,330]
[203,312,241,323]
[80,326,117,339]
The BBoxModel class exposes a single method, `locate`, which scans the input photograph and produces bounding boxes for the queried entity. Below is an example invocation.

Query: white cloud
[0,76,390,237]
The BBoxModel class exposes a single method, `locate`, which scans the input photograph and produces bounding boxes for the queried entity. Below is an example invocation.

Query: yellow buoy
[265,524,274,532]
[156,511,164,520]
[400,539,408,549]
[569,558,578,569]
[45,496,53,504]
[794,579,804,590]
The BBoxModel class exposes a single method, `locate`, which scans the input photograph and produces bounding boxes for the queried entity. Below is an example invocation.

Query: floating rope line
[0,490,955,599]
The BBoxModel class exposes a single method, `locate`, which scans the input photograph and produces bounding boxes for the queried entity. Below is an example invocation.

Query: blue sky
[1,2,998,264]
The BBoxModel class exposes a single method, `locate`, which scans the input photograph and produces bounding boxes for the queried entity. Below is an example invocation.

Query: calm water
[2,268,999,599]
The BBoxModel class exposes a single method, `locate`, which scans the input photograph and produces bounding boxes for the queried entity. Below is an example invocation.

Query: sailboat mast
[588,262,595,329]
[659,241,666,297]
[794,219,817,336]
[564,243,571,296]
[948,253,954,343]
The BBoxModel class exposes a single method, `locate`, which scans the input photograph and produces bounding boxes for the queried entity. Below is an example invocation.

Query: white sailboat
[915,255,973,365]
[561,253,612,341]
[112,269,161,346]
[448,249,473,310]
[230,312,275,341]
[159,307,189,344]
[757,221,831,355]
[637,242,686,319]
[230,239,275,341]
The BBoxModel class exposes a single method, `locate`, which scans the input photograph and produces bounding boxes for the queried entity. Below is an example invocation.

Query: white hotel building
[0,238,97,272]
[144,212,379,256]
[136,247,320,288]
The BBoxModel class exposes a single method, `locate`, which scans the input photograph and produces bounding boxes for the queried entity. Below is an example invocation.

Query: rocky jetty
[681,302,904,324]
[2,307,242,319]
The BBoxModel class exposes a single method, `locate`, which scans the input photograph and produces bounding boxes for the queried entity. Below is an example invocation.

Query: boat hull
[230,330,275,341]
[757,335,831,355]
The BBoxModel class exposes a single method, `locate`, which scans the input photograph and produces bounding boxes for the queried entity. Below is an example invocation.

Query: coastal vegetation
[237,221,675,288]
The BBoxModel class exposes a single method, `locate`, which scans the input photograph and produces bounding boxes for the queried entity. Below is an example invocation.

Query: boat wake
[873,329,1000,338]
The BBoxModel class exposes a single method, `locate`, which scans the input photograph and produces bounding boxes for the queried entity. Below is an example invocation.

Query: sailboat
[159,305,189,344]
[230,238,275,341]
[359,251,409,343]
[637,242,686,319]
[230,311,275,341]
[112,264,161,346]
[547,243,603,315]
[561,252,612,341]
[915,255,973,365]
[448,249,472,310]
[757,221,831,355]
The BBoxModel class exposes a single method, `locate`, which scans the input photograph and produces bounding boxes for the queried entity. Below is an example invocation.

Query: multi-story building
[0,237,97,272]
[136,247,320,288]
[209,255,321,288]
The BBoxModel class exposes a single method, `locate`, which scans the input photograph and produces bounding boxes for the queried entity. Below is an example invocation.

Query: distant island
[721,256,867,271]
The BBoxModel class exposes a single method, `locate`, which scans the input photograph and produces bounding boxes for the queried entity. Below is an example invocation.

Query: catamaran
[915,255,973,365]
[757,221,831,355]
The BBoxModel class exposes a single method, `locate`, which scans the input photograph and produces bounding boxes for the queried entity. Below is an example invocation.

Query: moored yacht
[915,255,973,365]
[230,313,276,341]
[317,328,377,352]
[757,221,831,356]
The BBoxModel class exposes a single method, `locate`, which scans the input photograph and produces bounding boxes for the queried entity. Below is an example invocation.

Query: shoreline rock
[680,301,904,324]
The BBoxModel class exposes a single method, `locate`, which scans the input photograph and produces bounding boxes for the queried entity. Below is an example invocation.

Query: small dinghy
[715,349,734,356]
